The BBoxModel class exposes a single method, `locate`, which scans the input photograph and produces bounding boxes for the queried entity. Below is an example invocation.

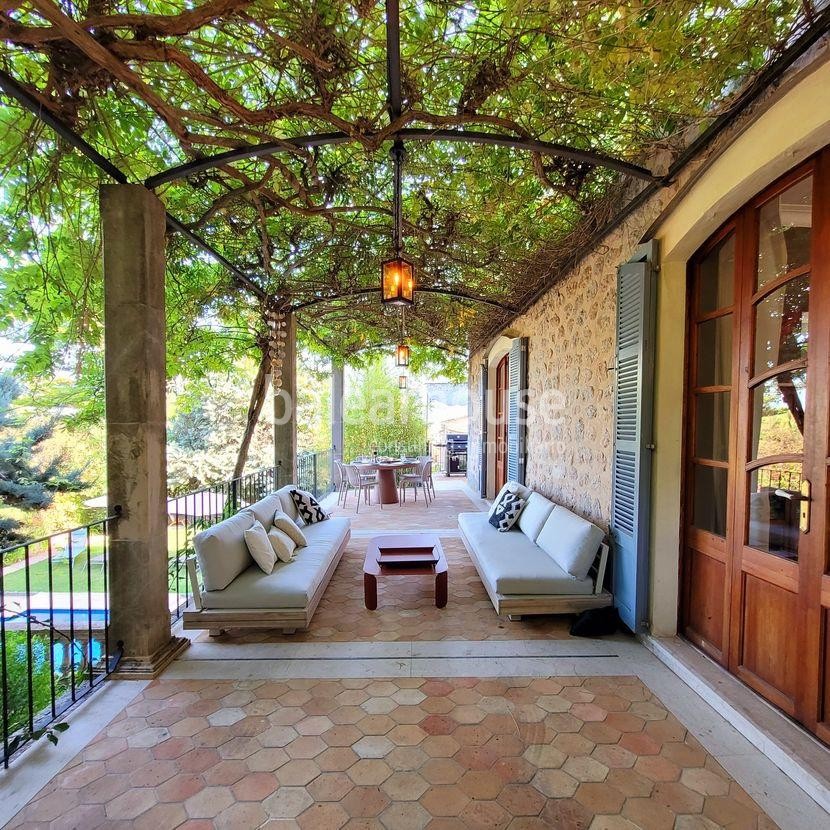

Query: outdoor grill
[444,433,468,476]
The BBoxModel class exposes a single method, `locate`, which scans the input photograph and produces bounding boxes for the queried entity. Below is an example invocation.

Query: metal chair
[345,464,380,514]
[333,460,348,507]
[399,459,432,506]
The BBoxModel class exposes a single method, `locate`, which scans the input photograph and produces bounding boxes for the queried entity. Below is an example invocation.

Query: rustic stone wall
[467,179,677,528]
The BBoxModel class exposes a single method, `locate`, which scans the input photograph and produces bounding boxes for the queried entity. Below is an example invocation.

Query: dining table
[353,459,419,505]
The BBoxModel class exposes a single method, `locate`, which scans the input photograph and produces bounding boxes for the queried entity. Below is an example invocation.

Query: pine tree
[0,374,85,546]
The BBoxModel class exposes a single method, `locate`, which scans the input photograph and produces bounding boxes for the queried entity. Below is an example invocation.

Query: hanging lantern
[395,342,410,367]
[381,255,415,306]
[399,374,407,390]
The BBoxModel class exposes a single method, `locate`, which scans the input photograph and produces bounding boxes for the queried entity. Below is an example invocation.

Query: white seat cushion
[202,517,350,610]
[517,492,555,542]
[458,513,592,596]
[536,507,604,580]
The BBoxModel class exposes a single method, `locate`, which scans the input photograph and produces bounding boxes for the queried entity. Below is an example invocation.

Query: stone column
[331,361,345,462]
[101,184,188,678]
[274,310,297,483]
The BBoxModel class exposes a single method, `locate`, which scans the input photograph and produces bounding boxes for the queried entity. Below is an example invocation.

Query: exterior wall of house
[467,45,830,635]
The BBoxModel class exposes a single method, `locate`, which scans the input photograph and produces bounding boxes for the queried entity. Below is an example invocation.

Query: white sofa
[182,485,350,635]
[458,482,611,619]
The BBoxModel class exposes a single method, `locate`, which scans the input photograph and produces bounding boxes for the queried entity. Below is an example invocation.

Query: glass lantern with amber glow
[395,342,410,367]
[381,255,415,306]
[398,374,407,389]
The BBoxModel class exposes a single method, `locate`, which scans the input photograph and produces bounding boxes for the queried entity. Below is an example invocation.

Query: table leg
[364,573,378,610]
[376,468,400,504]
[435,571,448,608]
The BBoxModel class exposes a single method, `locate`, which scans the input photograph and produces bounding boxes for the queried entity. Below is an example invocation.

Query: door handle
[800,478,811,534]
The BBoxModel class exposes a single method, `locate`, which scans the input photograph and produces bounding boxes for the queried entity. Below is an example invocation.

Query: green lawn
[3,527,193,595]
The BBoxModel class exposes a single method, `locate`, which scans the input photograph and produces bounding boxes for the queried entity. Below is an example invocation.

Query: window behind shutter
[612,242,657,632]
[479,361,488,496]
[507,337,528,485]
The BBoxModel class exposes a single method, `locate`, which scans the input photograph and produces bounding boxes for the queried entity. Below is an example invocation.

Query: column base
[111,636,190,680]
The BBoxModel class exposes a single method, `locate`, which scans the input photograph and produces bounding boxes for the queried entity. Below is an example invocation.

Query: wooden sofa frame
[182,530,351,636]
[459,525,611,619]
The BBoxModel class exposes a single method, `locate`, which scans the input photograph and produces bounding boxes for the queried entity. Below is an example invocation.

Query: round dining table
[353,459,419,505]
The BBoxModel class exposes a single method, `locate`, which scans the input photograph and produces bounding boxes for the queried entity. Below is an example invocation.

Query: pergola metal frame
[1,0,828,326]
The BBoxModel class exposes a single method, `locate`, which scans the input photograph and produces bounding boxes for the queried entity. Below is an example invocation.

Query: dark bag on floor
[570,606,619,637]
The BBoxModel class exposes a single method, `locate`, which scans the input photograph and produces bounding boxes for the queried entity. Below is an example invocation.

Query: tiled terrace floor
[9,675,777,829]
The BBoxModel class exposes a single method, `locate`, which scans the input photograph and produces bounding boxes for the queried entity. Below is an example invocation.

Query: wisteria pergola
[0,0,826,358]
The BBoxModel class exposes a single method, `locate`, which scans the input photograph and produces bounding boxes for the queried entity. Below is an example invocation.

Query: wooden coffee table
[364,533,448,610]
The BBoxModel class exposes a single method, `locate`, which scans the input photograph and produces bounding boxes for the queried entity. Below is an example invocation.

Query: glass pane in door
[757,176,812,289]
[748,463,803,560]
[754,275,810,373]
[698,234,735,314]
[695,392,731,461]
[693,464,729,537]
[697,316,732,387]
[750,369,807,460]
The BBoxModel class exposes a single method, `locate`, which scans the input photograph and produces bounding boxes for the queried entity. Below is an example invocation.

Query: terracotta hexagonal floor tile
[386,745,429,771]
[496,783,546,817]
[633,755,682,783]
[379,801,431,830]
[458,769,504,800]
[522,744,566,769]
[419,785,471,818]
[348,759,393,786]
[622,796,676,830]
[421,758,465,786]
[381,771,430,801]
[263,786,314,819]
[246,747,289,772]
[460,799,511,829]
[317,747,360,772]
[354,735,395,758]
[532,768,579,798]
[652,781,705,814]
[214,802,268,830]
[183,786,234,819]
[230,772,279,801]
[679,767,731,797]
[277,759,322,786]
[341,785,391,818]
[308,771,355,801]
[574,781,626,814]
[133,802,188,830]
[421,735,461,758]
[297,802,349,830]
[539,796,594,829]
[105,788,158,821]
[77,773,130,804]
[130,759,179,787]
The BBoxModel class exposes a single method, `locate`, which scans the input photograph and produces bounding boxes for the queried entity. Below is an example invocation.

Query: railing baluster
[1,546,9,768]
[48,537,56,717]
[86,526,94,688]
[24,543,34,733]
[66,533,76,702]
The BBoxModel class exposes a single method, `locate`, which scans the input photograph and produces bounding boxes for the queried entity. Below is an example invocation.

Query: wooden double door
[681,150,830,742]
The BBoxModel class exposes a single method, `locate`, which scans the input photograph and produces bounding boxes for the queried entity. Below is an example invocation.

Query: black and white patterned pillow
[488,491,526,532]
[290,488,328,524]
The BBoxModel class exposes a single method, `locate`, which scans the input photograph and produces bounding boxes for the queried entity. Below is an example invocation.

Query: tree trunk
[233,350,272,479]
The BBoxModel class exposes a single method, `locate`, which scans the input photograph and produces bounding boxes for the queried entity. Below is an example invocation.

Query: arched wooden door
[682,149,830,742]
[494,353,509,491]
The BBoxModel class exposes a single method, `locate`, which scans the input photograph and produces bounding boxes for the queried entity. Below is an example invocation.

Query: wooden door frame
[680,148,830,738]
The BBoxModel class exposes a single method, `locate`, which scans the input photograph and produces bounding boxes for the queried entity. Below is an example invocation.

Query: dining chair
[345,464,380,514]
[418,455,437,501]
[333,460,348,508]
[399,459,432,506]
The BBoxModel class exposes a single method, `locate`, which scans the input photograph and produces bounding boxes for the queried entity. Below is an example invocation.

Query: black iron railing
[297,449,334,500]
[167,466,280,618]
[0,513,121,767]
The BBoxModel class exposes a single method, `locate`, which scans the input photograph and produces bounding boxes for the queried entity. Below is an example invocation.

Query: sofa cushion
[487,481,532,519]
[194,509,256,591]
[273,510,308,547]
[517,492,555,542]
[268,526,297,563]
[247,493,285,529]
[458,512,593,596]
[201,517,350,610]
[488,491,526,532]
[536,507,604,580]
[291,488,328,524]
[245,520,278,573]
[276,485,301,523]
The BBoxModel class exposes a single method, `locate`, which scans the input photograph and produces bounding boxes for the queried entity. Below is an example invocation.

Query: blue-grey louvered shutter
[479,361,488,496]
[507,337,528,485]
[611,242,657,633]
